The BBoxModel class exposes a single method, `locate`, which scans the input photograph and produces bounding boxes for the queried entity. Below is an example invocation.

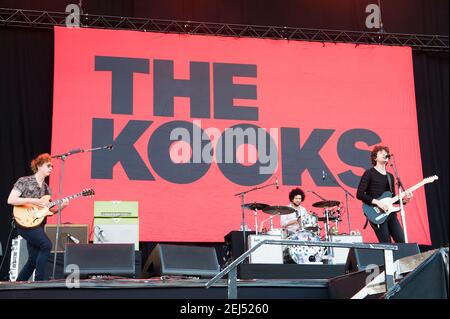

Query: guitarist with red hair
[7,153,69,281]
[356,145,412,243]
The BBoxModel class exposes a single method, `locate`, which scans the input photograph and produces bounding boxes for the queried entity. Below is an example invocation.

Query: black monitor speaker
[346,243,420,272]
[143,244,220,278]
[64,243,135,278]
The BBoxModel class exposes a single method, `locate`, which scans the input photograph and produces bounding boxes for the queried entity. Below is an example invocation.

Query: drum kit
[241,199,342,264]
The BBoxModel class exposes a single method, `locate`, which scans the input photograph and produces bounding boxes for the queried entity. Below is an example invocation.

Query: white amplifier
[329,235,363,264]
[248,235,283,264]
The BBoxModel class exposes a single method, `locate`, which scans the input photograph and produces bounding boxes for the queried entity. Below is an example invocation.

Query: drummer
[281,188,309,236]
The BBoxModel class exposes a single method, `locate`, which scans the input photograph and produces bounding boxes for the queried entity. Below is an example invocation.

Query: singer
[7,153,69,281]
[356,145,412,243]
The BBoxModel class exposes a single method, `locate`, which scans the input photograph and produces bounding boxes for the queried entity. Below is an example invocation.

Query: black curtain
[413,52,449,249]
[0,1,448,280]
[0,28,54,279]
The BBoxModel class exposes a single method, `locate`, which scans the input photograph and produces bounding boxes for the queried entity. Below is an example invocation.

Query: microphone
[67,234,80,244]
[322,170,326,180]
[67,148,84,155]
[275,177,279,189]
[105,144,113,150]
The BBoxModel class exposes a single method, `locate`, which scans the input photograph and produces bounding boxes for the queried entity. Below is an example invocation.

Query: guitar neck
[47,192,83,208]
[392,180,428,202]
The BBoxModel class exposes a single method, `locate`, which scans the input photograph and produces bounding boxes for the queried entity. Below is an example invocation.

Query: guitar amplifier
[329,235,364,264]
[93,201,139,250]
[45,224,89,253]
[248,235,283,264]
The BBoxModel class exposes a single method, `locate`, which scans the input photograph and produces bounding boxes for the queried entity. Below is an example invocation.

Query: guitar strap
[387,173,394,194]
[363,217,369,229]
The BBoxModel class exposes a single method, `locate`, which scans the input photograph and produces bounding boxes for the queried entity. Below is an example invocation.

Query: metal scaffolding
[1,8,448,51]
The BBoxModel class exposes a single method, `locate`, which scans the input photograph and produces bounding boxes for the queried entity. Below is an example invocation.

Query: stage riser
[0,286,329,299]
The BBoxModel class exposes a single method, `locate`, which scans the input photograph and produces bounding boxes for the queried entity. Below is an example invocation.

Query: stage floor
[0,277,330,299]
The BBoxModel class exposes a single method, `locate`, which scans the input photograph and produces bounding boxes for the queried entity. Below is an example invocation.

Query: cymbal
[262,206,296,215]
[241,202,269,211]
[312,200,341,208]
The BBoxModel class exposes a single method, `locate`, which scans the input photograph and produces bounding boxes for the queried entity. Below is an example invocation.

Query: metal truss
[1,8,448,52]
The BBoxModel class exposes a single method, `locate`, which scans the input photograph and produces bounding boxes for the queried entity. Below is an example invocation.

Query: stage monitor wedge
[64,243,135,278]
[346,243,420,272]
[143,244,220,278]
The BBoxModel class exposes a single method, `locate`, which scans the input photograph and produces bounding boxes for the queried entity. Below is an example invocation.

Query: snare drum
[287,230,324,264]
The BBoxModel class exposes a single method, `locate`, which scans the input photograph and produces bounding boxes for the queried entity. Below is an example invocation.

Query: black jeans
[370,213,406,243]
[16,225,52,281]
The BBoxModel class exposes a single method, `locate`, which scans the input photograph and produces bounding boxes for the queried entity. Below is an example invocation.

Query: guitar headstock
[82,188,95,197]
[424,175,439,184]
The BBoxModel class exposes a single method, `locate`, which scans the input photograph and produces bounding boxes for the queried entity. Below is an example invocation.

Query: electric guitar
[362,175,438,224]
[13,188,95,228]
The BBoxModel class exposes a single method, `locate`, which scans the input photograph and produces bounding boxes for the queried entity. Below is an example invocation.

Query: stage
[0,277,330,299]
[0,2,448,305]
[1,247,447,300]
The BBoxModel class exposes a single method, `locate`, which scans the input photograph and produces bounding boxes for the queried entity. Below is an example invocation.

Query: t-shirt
[13,175,52,228]
[280,204,308,233]
[13,175,51,199]
[356,167,395,205]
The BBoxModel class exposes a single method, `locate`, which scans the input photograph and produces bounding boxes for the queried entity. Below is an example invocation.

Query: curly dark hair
[370,145,390,166]
[289,187,305,202]
[30,153,52,173]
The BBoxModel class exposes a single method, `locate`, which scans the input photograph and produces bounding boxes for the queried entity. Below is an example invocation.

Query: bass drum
[287,231,324,264]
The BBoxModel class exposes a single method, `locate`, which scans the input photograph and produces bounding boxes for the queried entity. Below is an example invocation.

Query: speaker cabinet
[143,244,220,278]
[329,235,364,264]
[93,201,139,250]
[248,235,283,264]
[64,243,135,278]
[45,224,89,253]
[346,243,420,272]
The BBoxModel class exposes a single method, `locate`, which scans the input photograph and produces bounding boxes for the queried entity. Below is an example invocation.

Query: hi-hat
[312,200,341,208]
[241,202,269,211]
[262,206,296,215]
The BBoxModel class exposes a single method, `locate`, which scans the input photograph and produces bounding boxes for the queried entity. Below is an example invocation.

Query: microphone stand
[325,173,355,234]
[306,189,335,263]
[389,155,408,243]
[234,178,278,256]
[258,213,280,233]
[50,144,112,279]
[306,190,327,201]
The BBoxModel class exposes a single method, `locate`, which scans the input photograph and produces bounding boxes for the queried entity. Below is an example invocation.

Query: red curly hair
[30,153,52,173]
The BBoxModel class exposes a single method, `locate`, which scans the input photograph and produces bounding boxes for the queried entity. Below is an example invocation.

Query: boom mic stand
[234,177,278,256]
[389,154,408,243]
[306,190,327,201]
[50,144,113,279]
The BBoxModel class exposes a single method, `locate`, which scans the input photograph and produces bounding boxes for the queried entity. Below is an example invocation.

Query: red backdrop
[50,26,431,244]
